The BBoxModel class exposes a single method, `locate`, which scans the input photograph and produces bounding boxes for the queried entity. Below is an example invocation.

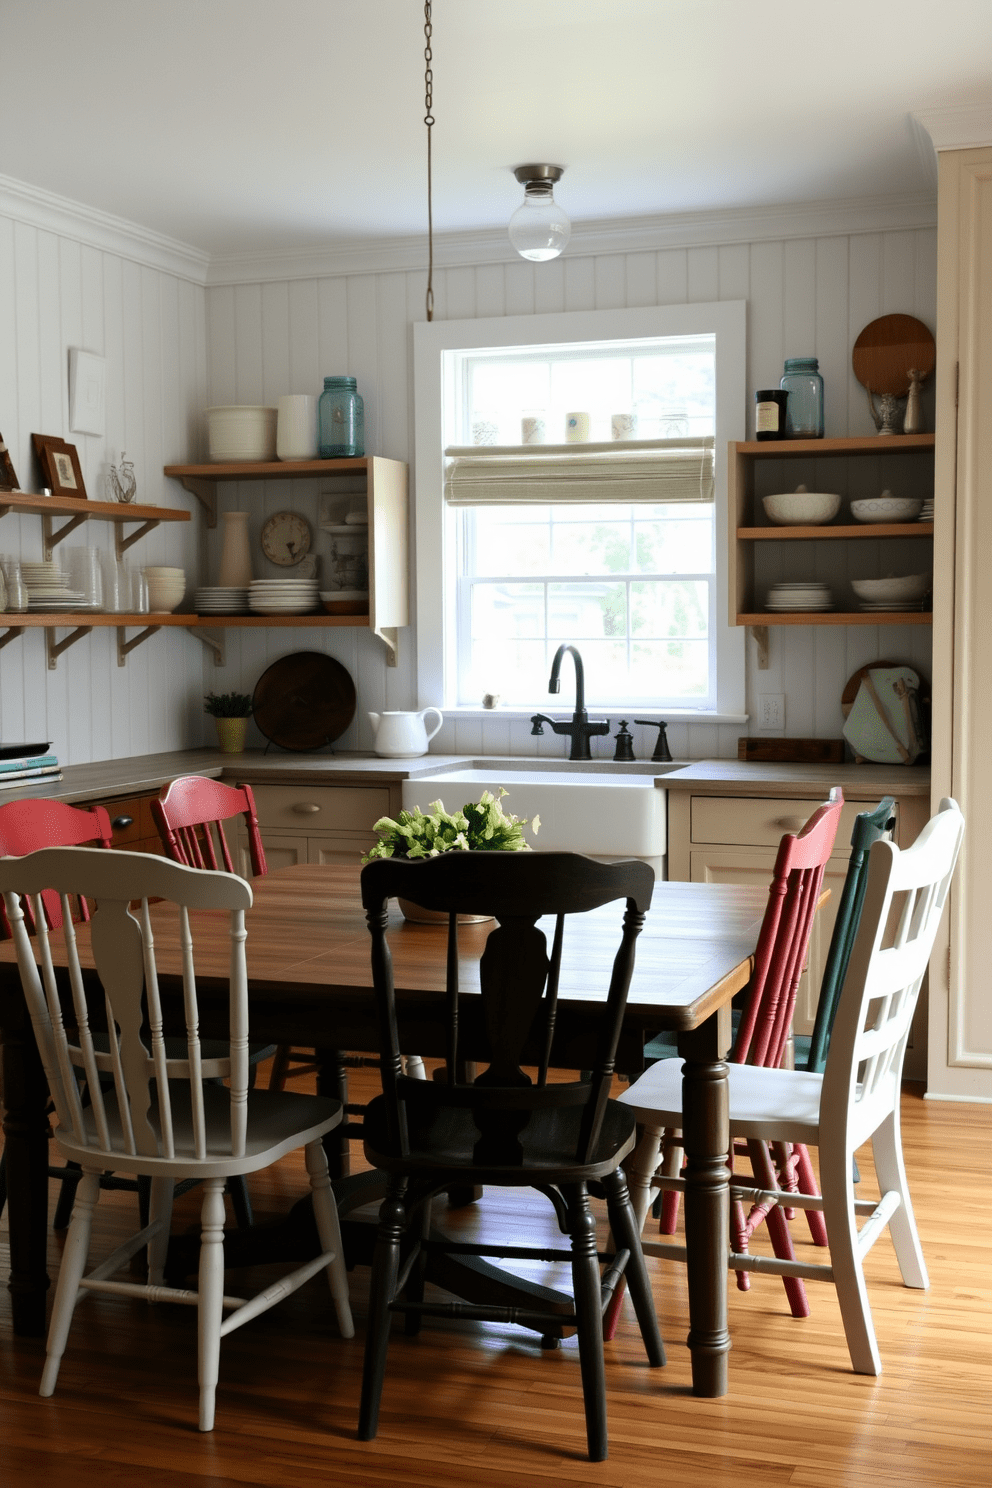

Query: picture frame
[0,432,20,492]
[32,433,88,501]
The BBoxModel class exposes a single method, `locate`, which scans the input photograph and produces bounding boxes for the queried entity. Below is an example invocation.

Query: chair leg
[227,1175,254,1231]
[52,1160,83,1231]
[0,1145,6,1220]
[871,1107,928,1290]
[819,1138,881,1375]
[358,1176,408,1442]
[306,1139,354,1339]
[268,1045,292,1091]
[40,1169,100,1397]
[147,1178,175,1287]
[602,1167,666,1368]
[197,1179,227,1432]
[746,1139,810,1319]
[658,1130,684,1234]
[625,1122,664,1233]
[793,1141,829,1248]
[565,1184,609,1462]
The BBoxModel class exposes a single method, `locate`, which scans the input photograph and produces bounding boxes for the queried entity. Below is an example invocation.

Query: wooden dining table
[0,862,766,1397]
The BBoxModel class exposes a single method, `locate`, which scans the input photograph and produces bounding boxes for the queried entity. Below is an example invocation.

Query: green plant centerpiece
[363,788,540,923]
[204,692,253,755]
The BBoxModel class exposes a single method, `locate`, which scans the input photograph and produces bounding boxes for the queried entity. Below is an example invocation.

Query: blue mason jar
[780,357,824,439]
[318,376,365,458]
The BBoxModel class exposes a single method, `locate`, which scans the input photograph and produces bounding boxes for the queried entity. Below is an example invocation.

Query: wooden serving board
[852,314,935,395]
[738,737,846,764]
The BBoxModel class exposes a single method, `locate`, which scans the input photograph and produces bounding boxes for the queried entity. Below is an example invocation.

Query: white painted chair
[0,845,353,1431]
[620,798,964,1376]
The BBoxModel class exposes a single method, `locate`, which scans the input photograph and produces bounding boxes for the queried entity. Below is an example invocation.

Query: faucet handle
[634,719,673,763]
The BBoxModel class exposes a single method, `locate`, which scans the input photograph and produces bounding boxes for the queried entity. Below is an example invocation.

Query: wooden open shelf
[737,522,933,541]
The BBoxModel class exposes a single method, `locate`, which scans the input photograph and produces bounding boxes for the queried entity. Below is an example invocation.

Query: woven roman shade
[443,436,714,506]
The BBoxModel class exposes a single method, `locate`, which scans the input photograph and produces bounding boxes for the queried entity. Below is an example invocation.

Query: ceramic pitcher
[368,708,443,758]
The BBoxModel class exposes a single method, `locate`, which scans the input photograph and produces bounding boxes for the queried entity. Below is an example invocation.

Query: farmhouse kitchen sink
[400,759,685,862]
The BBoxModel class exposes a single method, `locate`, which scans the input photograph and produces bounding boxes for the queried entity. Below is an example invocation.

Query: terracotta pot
[397,897,493,925]
[214,717,248,754]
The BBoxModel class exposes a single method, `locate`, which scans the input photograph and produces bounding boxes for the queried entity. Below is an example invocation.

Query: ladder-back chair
[0,846,353,1431]
[621,798,964,1375]
[358,850,665,1463]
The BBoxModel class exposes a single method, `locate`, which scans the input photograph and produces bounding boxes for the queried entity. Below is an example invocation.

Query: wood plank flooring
[1,1071,989,1487]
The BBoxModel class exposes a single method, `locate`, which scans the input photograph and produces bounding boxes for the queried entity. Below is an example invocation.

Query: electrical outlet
[758,692,785,730]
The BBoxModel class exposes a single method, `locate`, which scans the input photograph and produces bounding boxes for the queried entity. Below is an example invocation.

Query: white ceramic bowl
[762,491,842,525]
[850,497,924,523]
[207,406,278,463]
[850,574,931,604]
[145,576,186,612]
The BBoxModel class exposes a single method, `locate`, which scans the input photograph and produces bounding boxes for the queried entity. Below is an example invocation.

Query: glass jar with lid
[780,357,824,439]
[318,376,365,459]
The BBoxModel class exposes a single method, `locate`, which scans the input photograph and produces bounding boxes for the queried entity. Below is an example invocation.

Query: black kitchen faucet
[530,644,610,761]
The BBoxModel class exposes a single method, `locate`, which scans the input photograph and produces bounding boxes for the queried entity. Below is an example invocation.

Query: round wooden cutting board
[852,314,935,396]
[252,650,356,751]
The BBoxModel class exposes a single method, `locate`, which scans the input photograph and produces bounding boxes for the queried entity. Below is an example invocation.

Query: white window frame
[413,301,747,721]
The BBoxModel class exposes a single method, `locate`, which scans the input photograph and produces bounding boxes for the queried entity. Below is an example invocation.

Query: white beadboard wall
[0,204,208,764]
[206,220,937,761]
[0,179,937,768]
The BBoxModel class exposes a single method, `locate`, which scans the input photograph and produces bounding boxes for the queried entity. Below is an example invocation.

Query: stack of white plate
[21,560,89,611]
[918,498,934,521]
[248,579,320,615]
[195,586,250,614]
[765,581,834,612]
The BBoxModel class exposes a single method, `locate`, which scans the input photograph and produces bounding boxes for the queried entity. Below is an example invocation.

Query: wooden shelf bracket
[185,626,226,667]
[375,624,399,668]
[41,512,89,561]
[46,625,93,670]
[749,625,771,670]
[116,624,162,668]
[0,626,25,653]
[173,476,217,528]
[115,518,163,560]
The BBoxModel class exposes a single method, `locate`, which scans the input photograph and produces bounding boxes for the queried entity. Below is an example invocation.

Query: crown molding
[205,193,938,286]
[0,174,211,284]
[911,103,992,152]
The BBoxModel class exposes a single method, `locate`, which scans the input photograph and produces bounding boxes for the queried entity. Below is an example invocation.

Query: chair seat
[55,1083,344,1179]
[619,1056,824,1144]
[363,1092,639,1184]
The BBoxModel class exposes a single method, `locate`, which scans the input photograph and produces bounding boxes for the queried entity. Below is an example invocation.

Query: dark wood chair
[357,850,665,1463]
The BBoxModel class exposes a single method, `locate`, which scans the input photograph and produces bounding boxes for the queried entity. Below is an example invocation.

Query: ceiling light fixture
[508,165,571,262]
[423,1,435,322]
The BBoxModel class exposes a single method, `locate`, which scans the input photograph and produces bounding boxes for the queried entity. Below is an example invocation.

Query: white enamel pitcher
[368,708,443,758]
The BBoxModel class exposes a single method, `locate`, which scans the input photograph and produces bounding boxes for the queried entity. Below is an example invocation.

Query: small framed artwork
[32,433,88,501]
[0,432,20,492]
[68,348,106,436]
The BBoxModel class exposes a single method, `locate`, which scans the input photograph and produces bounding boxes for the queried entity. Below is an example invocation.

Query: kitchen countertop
[17,748,931,807]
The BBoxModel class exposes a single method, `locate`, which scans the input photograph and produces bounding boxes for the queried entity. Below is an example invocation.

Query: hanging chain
[424,1,434,322]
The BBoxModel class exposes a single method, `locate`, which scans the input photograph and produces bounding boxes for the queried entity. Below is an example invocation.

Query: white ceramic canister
[276,394,319,461]
[217,511,253,588]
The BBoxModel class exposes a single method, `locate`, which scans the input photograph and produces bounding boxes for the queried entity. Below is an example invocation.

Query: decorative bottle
[217,510,253,588]
[780,357,824,439]
[318,376,365,459]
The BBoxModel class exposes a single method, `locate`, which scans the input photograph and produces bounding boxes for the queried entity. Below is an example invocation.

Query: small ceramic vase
[214,717,248,754]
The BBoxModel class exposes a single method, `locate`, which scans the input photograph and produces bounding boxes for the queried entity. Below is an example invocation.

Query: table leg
[2,1016,52,1335]
[677,1005,732,1397]
[316,1048,351,1180]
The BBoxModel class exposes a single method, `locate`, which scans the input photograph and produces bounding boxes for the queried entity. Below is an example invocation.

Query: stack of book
[0,745,62,792]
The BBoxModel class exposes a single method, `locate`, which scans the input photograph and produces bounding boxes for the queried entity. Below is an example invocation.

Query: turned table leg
[677,1005,733,1397]
[2,1013,52,1336]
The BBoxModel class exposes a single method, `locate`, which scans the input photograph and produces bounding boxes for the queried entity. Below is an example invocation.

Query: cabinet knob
[111,816,134,831]
[292,802,322,815]
[774,816,808,832]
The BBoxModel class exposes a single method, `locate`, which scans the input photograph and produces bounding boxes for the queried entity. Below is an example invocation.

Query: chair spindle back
[152,776,267,878]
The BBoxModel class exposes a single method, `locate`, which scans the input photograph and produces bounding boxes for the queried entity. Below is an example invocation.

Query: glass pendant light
[508,165,571,262]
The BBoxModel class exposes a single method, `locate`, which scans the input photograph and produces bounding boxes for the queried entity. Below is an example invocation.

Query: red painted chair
[629,790,844,1321]
[152,776,323,1095]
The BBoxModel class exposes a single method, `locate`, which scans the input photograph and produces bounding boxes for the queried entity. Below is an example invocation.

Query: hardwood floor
[1,1072,989,1487]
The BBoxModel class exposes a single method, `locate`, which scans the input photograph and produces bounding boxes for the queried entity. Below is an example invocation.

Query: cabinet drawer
[102,793,158,848]
[250,783,391,834]
[690,794,891,849]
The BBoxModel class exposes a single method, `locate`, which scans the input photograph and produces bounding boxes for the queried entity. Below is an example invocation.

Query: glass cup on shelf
[128,567,149,614]
[100,551,125,612]
[64,546,104,610]
[0,556,28,613]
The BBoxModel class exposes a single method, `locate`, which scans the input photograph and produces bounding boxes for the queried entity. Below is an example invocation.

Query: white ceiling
[3,0,990,258]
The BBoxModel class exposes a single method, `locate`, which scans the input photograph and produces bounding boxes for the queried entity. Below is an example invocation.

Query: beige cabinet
[238,782,396,876]
[930,142,992,1099]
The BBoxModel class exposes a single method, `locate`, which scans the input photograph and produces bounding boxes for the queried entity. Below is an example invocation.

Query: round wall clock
[260,510,311,566]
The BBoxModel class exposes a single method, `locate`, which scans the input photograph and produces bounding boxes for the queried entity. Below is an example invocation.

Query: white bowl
[850,574,931,604]
[850,497,924,523]
[762,491,842,525]
[207,406,278,463]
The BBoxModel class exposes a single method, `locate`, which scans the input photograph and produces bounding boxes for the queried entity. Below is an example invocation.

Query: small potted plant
[204,691,253,755]
[363,788,540,922]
